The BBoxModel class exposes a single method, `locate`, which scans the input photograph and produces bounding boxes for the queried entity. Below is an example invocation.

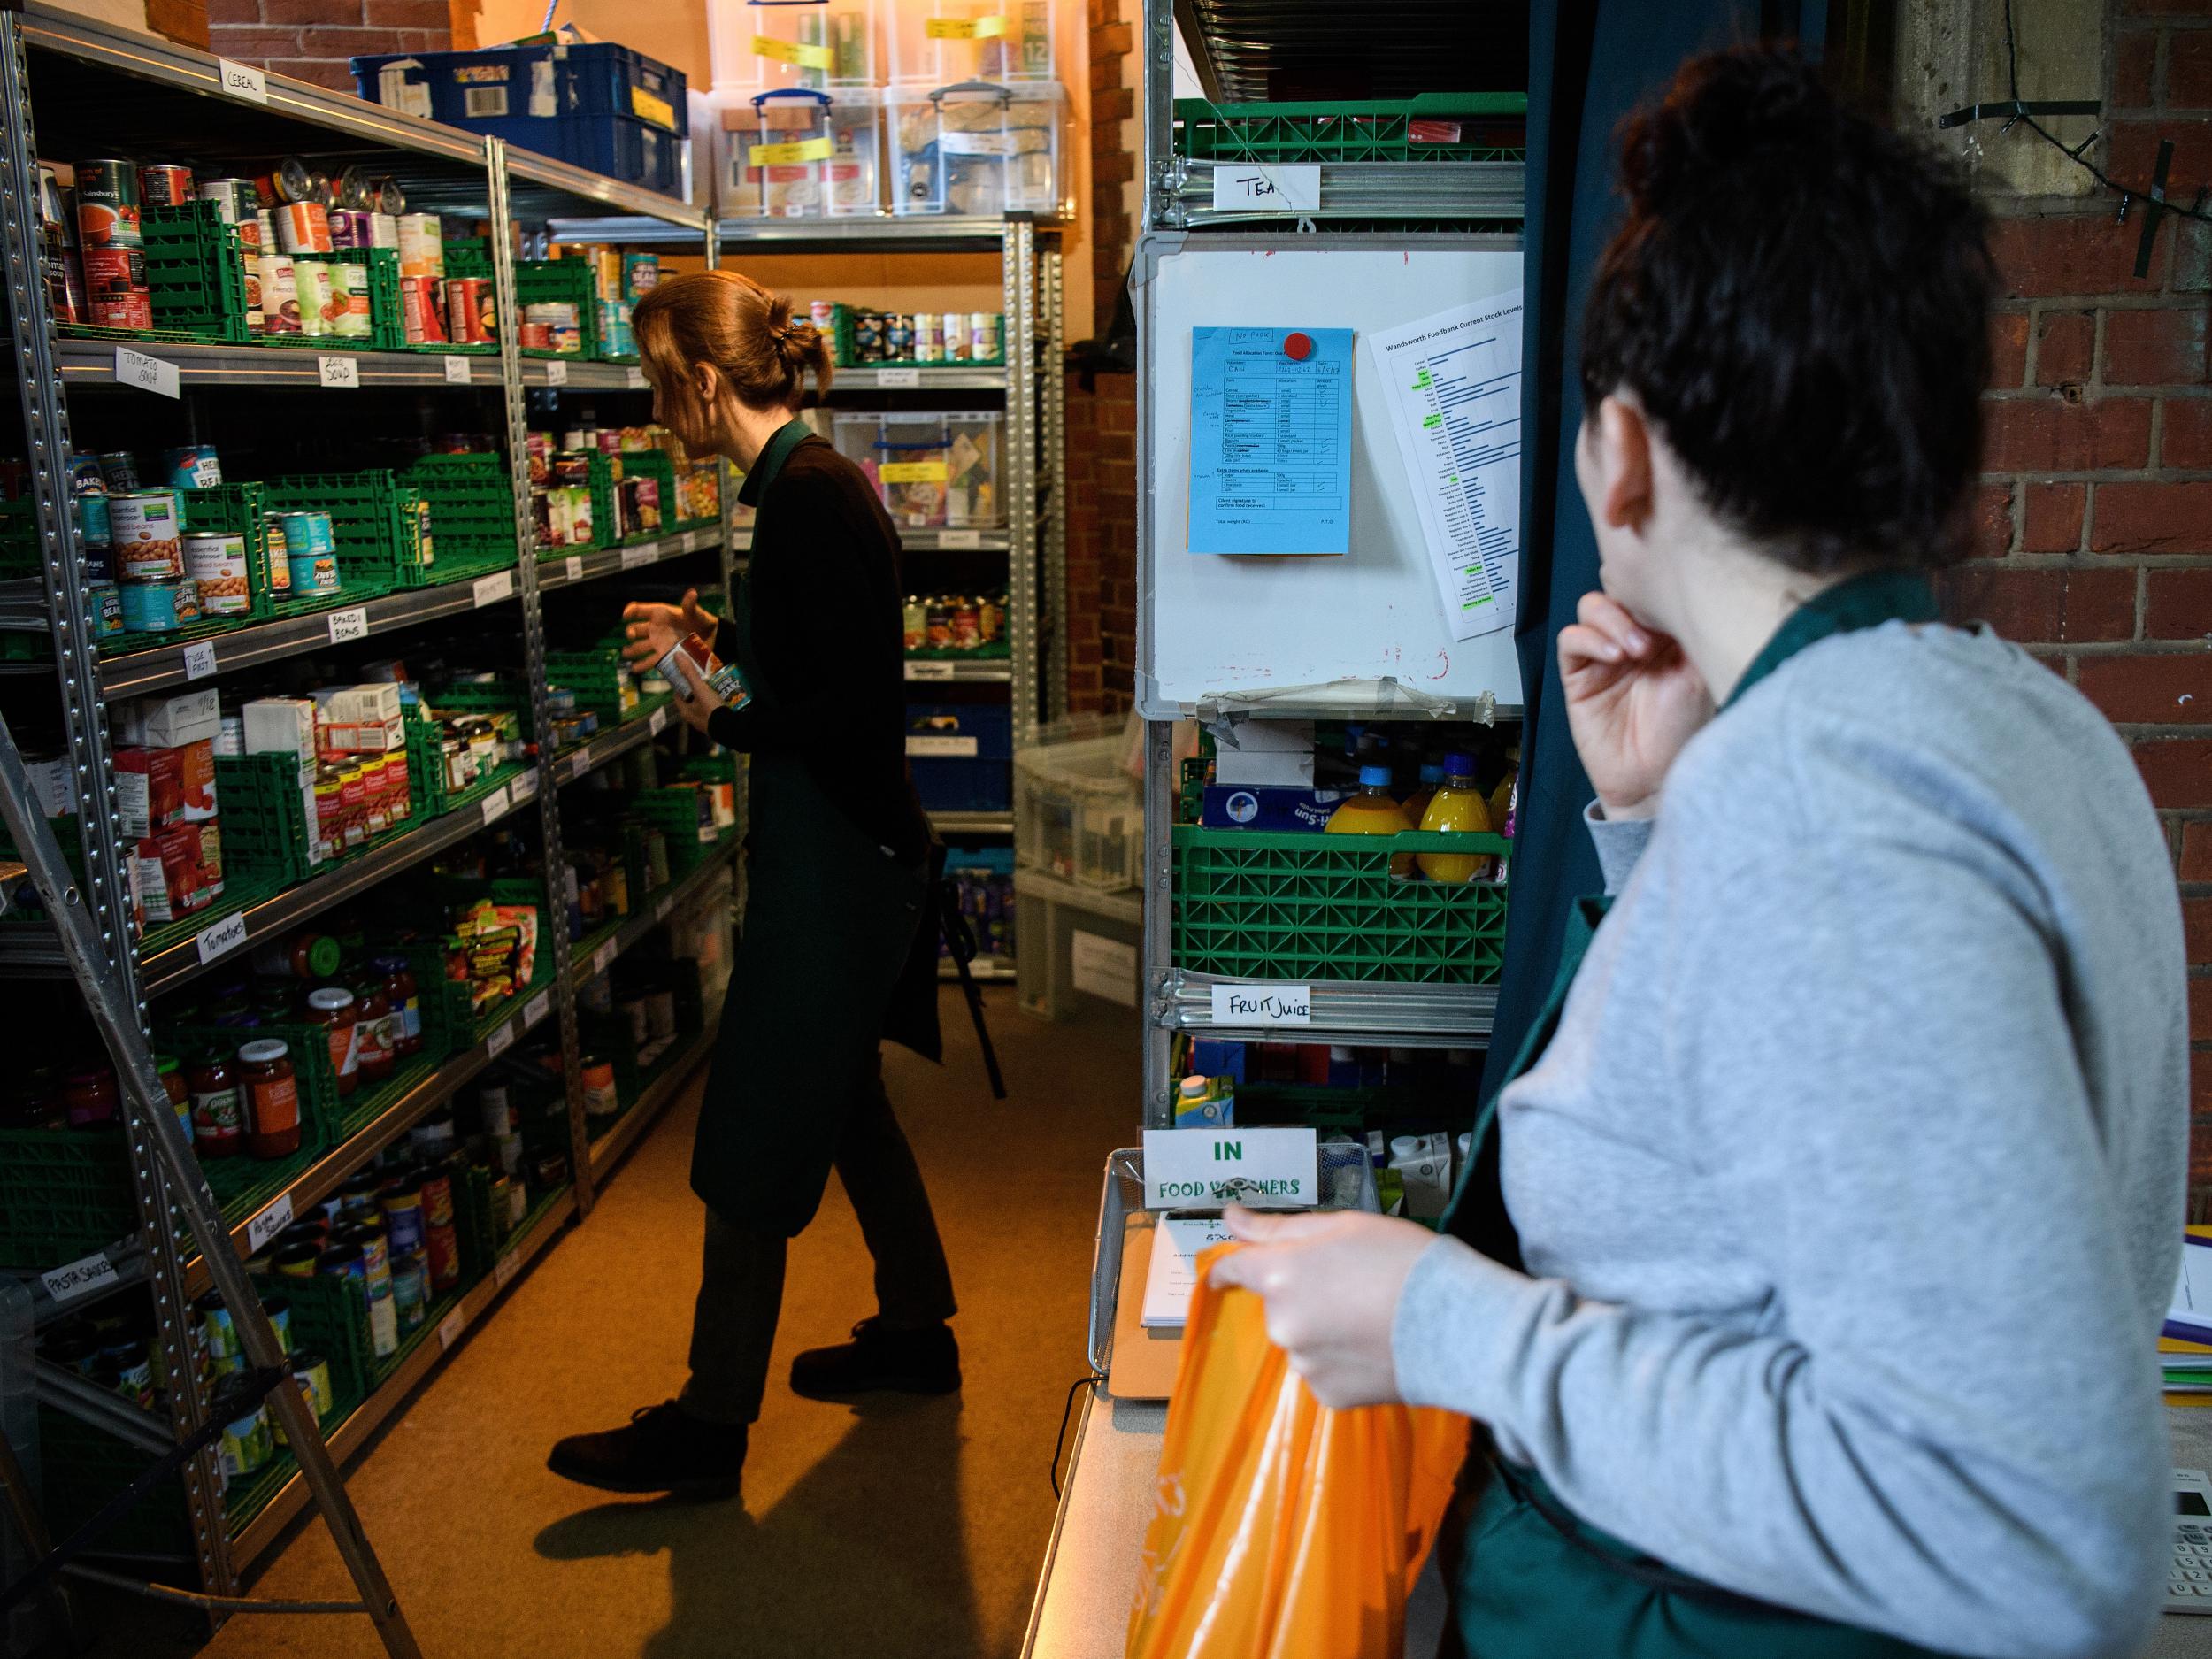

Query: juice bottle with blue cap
[1417,752,1494,883]
[1401,762,1445,826]
[1325,763,1414,877]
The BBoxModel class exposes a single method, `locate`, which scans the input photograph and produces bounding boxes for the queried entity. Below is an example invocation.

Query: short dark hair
[1579,48,1994,573]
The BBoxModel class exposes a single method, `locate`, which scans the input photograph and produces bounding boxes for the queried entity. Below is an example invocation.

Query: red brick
[2194,1046,2212,1110]
[2194,975,2212,1041]
[1941,566,2135,642]
[1969,481,2015,557]
[2105,306,2212,385]
[1990,311,2029,388]
[297,25,392,52]
[2153,569,2212,637]
[362,0,445,27]
[260,0,355,19]
[206,0,258,24]
[207,24,301,55]
[2022,482,2088,551]
[2094,481,2212,551]
[2187,897,2212,963]
[1984,396,2153,472]
[1989,213,2170,299]
[2109,119,2212,199]
[2185,818,2212,879]
[263,57,356,88]
[2167,397,2212,468]
[2034,311,2092,386]
[1093,87,1134,124]
[2117,27,2162,106]
[2136,738,2212,807]
[2177,32,2212,109]
[2078,652,2212,721]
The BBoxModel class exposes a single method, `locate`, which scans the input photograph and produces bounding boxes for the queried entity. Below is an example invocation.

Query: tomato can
[73,158,141,249]
[184,533,250,615]
[257,252,301,334]
[399,275,442,344]
[446,276,492,344]
[87,284,151,331]
[273,199,332,256]
[137,164,195,207]
[110,491,182,578]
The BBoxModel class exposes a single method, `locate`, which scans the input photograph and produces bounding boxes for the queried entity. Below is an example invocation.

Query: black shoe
[789,1318,961,1401]
[547,1401,747,1499]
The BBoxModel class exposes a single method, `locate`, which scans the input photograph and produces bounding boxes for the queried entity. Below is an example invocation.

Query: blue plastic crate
[908,703,1012,813]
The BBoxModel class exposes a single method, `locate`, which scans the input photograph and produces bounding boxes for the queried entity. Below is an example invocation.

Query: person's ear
[1594,394,1655,536]
[693,360,719,410]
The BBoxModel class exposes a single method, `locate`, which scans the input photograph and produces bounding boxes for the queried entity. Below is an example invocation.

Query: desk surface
[1028,1398,2212,1659]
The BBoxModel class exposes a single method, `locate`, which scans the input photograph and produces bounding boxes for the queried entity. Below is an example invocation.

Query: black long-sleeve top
[705,434,930,864]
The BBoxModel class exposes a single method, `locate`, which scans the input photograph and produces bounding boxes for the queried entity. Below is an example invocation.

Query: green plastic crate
[263,471,422,598]
[541,646,631,719]
[95,482,284,657]
[0,1125,135,1269]
[516,258,602,359]
[211,752,315,889]
[629,788,718,876]
[405,453,517,579]
[274,1269,375,1417]
[142,200,250,343]
[441,241,492,280]
[1173,94,1528,165]
[1171,826,1512,984]
[0,496,37,580]
[403,712,526,819]
[36,1403,194,1558]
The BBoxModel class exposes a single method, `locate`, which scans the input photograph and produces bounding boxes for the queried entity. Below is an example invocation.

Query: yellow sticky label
[754,34,834,69]
[926,14,1008,37]
[630,87,675,129]
[752,137,834,165]
[879,462,949,483]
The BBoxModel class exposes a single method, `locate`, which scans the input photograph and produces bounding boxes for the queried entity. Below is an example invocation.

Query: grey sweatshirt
[1391,619,2190,1658]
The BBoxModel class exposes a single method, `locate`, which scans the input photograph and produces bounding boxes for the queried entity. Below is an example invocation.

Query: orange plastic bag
[1126,1242,1471,1659]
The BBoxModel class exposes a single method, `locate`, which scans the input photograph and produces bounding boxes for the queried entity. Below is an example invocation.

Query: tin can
[220,1408,272,1479]
[396,213,442,278]
[326,207,373,250]
[447,277,493,344]
[88,581,121,636]
[73,159,141,249]
[970,311,1000,359]
[80,243,145,296]
[379,1177,426,1256]
[290,1351,334,1420]
[273,1240,321,1278]
[119,579,186,633]
[88,286,151,331]
[76,493,111,554]
[263,157,315,205]
[902,595,926,652]
[195,1289,239,1366]
[950,595,981,649]
[979,591,1004,644]
[260,1294,291,1355]
[333,1220,390,1294]
[97,452,139,491]
[326,260,372,338]
[183,533,250,615]
[293,258,333,336]
[914,311,942,353]
[280,512,339,594]
[137,164,195,207]
[885,312,914,358]
[399,275,441,344]
[43,247,83,326]
[369,212,400,250]
[526,299,581,354]
[261,516,291,593]
[943,314,969,363]
[925,596,953,649]
[257,252,301,334]
[853,309,885,362]
[163,445,221,489]
[241,256,264,333]
[110,490,182,577]
[390,1255,426,1331]
[199,178,256,225]
[273,199,331,256]
[519,320,551,351]
[916,334,943,365]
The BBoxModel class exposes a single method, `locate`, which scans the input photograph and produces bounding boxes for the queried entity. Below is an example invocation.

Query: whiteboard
[1134,234,1526,719]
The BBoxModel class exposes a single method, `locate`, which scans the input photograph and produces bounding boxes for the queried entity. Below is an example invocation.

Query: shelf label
[195,910,249,965]
[1210,163,1323,213]
[926,14,1007,37]
[443,354,473,385]
[1142,1126,1317,1211]
[437,1308,466,1350]
[181,640,219,681]
[245,1193,294,1253]
[472,570,514,608]
[649,705,668,735]
[545,359,569,387]
[938,528,982,549]
[625,366,646,389]
[494,1252,519,1289]
[753,33,833,68]
[41,1249,117,1306]
[593,941,617,976]
[906,660,956,681]
[566,750,591,782]
[317,354,360,389]
[620,543,658,571]
[326,607,370,644]
[485,1021,515,1060]
[115,347,180,399]
[907,734,978,758]
[565,555,584,584]
[876,366,921,388]
[752,136,833,166]
[511,766,538,803]
[216,58,268,104]
[480,782,511,826]
[524,989,551,1027]
[1208,981,1311,1028]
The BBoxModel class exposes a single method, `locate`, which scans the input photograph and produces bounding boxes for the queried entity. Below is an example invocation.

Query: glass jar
[303,986,359,1095]
[373,954,422,1058]
[188,1048,242,1155]
[351,975,395,1083]
[64,1066,117,1128]
[236,1038,300,1158]
[253,929,341,979]
[442,737,468,793]
[155,1054,191,1140]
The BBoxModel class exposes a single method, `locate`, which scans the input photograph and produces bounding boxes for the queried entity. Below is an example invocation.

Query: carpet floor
[85,987,1138,1659]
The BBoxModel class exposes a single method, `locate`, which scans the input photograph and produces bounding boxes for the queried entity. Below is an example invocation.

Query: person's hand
[663,650,723,735]
[620,588,713,671]
[1556,591,1713,820]
[1205,1203,1436,1409]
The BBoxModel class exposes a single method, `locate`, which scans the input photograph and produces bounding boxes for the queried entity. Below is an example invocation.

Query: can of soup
[273,199,332,256]
[119,578,186,633]
[326,260,372,338]
[137,164,195,208]
[293,258,333,336]
[257,252,301,334]
[73,159,141,249]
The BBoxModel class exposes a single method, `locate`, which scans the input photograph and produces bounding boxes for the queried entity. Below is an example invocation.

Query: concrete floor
[86,987,1138,1659]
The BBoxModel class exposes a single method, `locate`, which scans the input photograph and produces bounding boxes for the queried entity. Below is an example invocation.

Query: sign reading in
[1141,1127,1317,1211]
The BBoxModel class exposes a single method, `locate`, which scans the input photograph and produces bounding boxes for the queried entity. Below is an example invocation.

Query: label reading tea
[1210,164,1323,212]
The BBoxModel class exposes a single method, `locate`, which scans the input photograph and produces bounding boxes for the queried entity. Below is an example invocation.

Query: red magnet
[1282,331,1313,361]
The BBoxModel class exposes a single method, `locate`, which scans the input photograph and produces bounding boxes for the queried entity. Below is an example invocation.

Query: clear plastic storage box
[710,0,880,95]
[888,0,1055,87]
[833,410,1002,528]
[1014,717,1144,893]
[720,88,881,218]
[887,81,1065,217]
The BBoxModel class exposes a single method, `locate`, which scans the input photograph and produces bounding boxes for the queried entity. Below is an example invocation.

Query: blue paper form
[1187,326,1353,555]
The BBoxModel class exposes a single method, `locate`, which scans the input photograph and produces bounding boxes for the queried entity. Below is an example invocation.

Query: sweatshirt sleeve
[1581,800,1651,894]
[1389,835,2169,1659]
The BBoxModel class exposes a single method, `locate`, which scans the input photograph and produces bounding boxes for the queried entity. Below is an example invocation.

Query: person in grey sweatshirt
[1212,48,2190,1659]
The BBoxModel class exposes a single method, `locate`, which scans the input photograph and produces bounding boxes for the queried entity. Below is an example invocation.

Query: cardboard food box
[116,687,222,749]
[134,819,222,924]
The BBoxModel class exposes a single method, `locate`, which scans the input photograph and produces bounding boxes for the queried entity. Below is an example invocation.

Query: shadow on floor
[534,1394,983,1659]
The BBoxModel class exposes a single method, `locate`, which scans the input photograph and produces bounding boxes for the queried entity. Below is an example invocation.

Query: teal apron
[1436,568,1950,1659]
[690,419,934,1237]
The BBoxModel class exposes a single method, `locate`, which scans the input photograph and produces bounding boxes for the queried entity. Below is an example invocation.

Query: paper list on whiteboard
[1367,291,1525,640]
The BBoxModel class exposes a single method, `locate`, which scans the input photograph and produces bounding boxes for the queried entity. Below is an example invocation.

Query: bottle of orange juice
[1401,762,1445,826]
[1417,752,1493,882]
[1325,764,1414,876]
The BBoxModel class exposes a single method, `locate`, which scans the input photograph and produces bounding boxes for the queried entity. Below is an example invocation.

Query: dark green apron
[1436,568,1948,1659]
[690,419,933,1237]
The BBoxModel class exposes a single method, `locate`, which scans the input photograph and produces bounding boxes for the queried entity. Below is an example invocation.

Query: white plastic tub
[887,81,1064,218]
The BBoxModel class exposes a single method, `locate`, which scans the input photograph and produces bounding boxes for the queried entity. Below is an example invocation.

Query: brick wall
[1942,0,2212,1202]
[207,0,451,94]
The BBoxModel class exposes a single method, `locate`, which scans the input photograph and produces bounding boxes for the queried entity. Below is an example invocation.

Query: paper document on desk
[1141,1217,1235,1329]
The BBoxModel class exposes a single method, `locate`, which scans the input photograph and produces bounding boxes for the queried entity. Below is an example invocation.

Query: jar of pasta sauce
[64,1067,117,1128]
[188,1048,242,1155]
[155,1054,191,1141]
[303,987,359,1095]
[374,954,422,1059]
[351,975,395,1084]
[236,1039,300,1158]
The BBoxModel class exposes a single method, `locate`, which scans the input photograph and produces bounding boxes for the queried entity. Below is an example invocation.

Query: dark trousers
[680,1054,956,1425]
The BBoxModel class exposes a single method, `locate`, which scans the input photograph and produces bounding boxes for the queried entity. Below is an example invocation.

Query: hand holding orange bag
[1125,1241,1471,1659]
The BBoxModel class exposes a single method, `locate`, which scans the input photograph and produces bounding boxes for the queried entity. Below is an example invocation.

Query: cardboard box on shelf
[134,819,222,924]
[116,687,222,749]
[116,742,220,838]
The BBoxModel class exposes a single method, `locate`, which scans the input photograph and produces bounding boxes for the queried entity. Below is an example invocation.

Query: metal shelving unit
[0,5,734,1614]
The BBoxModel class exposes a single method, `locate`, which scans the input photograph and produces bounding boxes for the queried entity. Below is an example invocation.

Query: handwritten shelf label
[437,1308,466,1350]
[195,910,249,965]
[317,355,360,389]
[216,58,268,103]
[182,640,219,682]
[115,348,180,399]
[1210,163,1322,213]
[485,1021,515,1060]
[876,366,921,388]
[620,543,658,571]
[907,734,979,758]
[42,1250,117,1305]
[480,782,510,826]
[937,528,982,549]
[545,359,569,387]
[624,366,646,389]
[472,570,514,608]
[443,354,472,385]
[326,607,369,644]
[494,1252,519,1288]
[245,1192,294,1252]
[1208,982,1312,1028]
[524,990,551,1027]
[511,767,538,803]
[906,660,956,682]
[649,705,668,735]
[564,556,584,584]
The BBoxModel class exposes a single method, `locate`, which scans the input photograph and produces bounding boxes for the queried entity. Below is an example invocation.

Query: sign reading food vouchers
[1142,1126,1317,1211]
